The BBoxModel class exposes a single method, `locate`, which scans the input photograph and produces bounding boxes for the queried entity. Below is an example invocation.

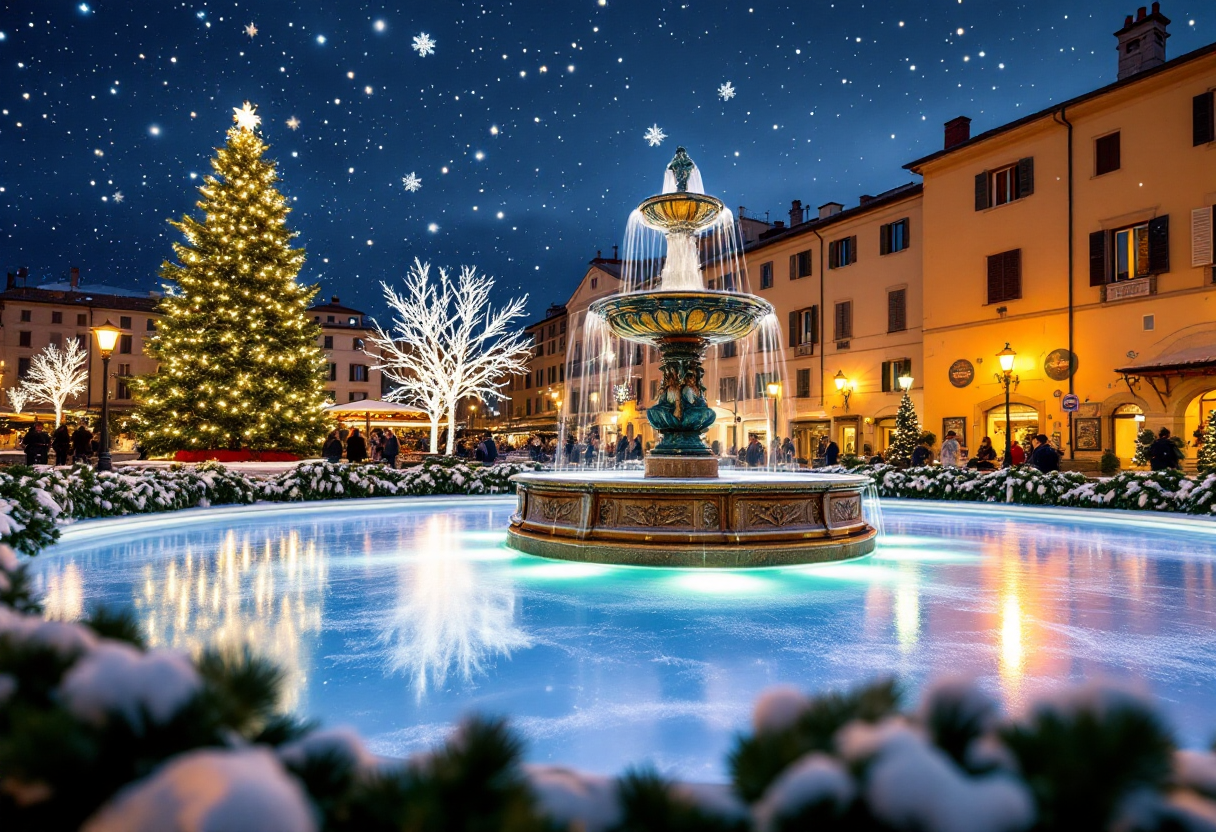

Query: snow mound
[279,726,378,774]
[527,765,619,832]
[83,747,317,832]
[753,753,855,832]
[61,641,201,728]
[753,685,808,734]
[1177,750,1216,799]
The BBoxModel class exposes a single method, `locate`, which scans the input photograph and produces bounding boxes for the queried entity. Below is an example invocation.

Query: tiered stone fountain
[507,148,876,567]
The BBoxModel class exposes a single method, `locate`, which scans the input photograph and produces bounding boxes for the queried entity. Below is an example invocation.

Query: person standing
[73,421,94,465]
[478,431,499,465]
[23,422,50,465]
[823,437,840,466]
[630,436,643,460]
[782,437,795,463]
[382,429,400,468]
[584,435,598,466]
[745,434,766,467]
[52,422,72,466]
[1148,427,1182,471]
[322,429,344,463]
[939,431,962,468]
[615,434,629,465]
[910,437,932,467]
[346,428,368,463]
[562,434,575,463]
[1028,433,1060,473]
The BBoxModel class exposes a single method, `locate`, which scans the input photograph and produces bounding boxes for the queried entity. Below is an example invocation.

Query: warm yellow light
[833,370,848,391]
[766,381,780,397]
[93,321,122,354]
[997,343,1016,374]
[551,390,559,399]
[898,373,914,392]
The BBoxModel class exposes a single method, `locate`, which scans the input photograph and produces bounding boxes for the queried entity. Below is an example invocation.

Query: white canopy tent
[323,399,442,434]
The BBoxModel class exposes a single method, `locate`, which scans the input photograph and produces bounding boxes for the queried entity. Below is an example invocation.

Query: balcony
[1101,276,1156,303]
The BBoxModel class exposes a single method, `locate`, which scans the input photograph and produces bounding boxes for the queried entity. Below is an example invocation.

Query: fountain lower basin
[507,470,877,567]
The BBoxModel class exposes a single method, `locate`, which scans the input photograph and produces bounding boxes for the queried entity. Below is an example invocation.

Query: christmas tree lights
[132,103,329,456]
[885,388,921,468]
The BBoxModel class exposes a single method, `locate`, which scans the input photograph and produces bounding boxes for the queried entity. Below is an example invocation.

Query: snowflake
[717,81,736,101]
[244,22,257,38]
[285,115,300,130]
[112,191,124,203]
[643,124,667,147]
[401,172,422,192]
[412,32,436,57]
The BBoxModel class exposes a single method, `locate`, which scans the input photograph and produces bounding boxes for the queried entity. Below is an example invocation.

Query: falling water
[862,482,886,540]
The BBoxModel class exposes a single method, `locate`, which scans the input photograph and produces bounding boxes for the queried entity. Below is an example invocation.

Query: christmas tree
[1198,417,1216,474]
[133,103,329,456]
[885,389,920,467]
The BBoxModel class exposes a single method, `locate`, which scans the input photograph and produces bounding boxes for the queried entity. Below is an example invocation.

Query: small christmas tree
[133,103,329,456]
[1132,428,1155,468]
[1198,418,1216,474]
[885,390,920,467]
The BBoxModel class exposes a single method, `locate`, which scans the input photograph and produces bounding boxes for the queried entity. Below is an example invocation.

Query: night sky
[2,1,1213,319]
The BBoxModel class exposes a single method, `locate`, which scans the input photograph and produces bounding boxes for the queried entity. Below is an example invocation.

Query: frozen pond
[28,497,1216,780]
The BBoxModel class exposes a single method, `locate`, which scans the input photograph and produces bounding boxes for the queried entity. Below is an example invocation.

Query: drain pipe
[1053,106,1075,460]
[812,227,826,411]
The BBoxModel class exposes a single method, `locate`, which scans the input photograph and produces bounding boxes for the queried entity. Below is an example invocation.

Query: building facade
[307,296,382,404]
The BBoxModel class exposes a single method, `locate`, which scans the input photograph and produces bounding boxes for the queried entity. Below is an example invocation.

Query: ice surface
[27,499,1216,781]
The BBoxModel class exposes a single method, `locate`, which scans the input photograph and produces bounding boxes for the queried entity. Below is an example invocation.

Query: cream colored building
[307,296,382,404]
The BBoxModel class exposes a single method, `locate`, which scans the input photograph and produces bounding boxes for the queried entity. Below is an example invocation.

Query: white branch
[24,339,89,427]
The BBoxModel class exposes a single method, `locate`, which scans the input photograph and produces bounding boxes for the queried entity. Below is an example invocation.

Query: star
[244,22,257,38]
[412,32,436,57]
[286,116,300,131]
[232,101,261,131]
[112,191,124,203]
[643,124,667,147]
[401,172,422,192]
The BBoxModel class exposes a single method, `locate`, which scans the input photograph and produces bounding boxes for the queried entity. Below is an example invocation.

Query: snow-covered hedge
[2,549,1215,831]
[0,460,540,556]
[831,463,1216,515]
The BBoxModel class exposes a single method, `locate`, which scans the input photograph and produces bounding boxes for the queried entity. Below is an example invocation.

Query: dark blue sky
[2,1,1212,319]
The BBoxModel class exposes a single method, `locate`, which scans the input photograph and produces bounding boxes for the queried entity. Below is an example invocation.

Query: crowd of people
[20,420,98,466]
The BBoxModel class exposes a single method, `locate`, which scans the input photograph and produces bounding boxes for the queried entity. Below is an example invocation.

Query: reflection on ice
[378,515,531,699]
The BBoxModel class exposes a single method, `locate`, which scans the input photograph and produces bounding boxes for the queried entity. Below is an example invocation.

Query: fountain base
[644,455,720,479]
[507,471,877,568]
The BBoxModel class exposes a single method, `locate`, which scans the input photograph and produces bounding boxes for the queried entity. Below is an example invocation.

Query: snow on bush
[60,641,201,728]
[83,747,318,832]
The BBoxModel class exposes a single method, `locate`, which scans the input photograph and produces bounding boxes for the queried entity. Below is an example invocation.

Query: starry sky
[2,1,1213,320]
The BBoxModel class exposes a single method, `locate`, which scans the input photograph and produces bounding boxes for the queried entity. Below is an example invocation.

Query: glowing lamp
[833,370,849,391]
[997,343,1017,375]
[898,372,914,392]
[766,381,780,397]
[93,321,122,357]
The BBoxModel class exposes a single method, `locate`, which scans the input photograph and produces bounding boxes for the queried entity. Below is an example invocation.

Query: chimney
[612,245,619,260]
[859,195,876,207]
[818,202,843,219]
[17,267,28,287]
[772,220,786,230]
[596,250,602,259]
[1116,2,1170,80]
[944,116,972,149]
[70,266,80,290]
[5,273,14,291]
[788,200,804,227]
[331,295,339,303]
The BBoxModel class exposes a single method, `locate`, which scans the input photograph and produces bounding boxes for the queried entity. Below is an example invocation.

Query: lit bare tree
[24,339,89,427]
[5,386,31,415]
[367,259,531,454]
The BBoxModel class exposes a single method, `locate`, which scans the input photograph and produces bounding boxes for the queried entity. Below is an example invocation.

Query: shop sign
[1044,349,1078,381]
[948,359,975,388]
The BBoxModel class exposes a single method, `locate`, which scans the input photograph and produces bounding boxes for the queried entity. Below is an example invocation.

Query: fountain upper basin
[588,290,774,347]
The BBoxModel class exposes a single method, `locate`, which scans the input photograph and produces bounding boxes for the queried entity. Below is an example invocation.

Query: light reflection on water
[28,500,1216,780]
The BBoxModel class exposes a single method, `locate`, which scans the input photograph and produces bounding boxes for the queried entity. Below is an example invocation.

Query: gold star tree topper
[232,102,261,131]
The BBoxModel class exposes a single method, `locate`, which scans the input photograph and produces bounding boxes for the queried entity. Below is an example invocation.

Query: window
[51,311,62,324]
[116,365,132,400]
[1089,217,1170,285]
[328,363,338,381]
[17,357,30,379]
[1144,314,1156,331]
[1195,91,1215,146]
[119,316,132,329]
[975,158,1034,209]
[548,365,556,384]
[789,249,813,280]
[650,379,660,401]
[353,338,364,350]
[833,301,853,341]
[1095,132,1121,176]
[526,398,533,416]
[348,392,368,403]
[349,364,369,382]
[18,331,31,347]
[1194,206,1215,267]
[590,277,599,289]
[48,333,61,347]
[887,288,907,333]
[880,218,910,254]
[325,390,337,403]
[720,341,737,359]
[986,249,1023,303]
[718,375,738,402]
[759,261,774,289]
[146,318,156,331]
[828,237,857,269]
[787,306,818,353]
[78,314,88,326]
[323,335,334,349]
[754,372,778,398]
[796,368,811,399]
[560,321,567,333]
[19,310,30,323]
[119,334,133,354]
[571,391,580,414]
[880,359,913,392]
[535,368,542,386]
[327,315,335,323]
[524,374,532,389]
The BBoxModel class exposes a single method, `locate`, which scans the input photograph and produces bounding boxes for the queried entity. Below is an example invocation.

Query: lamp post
[766,381,781,462]
[833,370,852,412]
[997,343,1018,468]
[898,372,914,393]
[92,321,121,472]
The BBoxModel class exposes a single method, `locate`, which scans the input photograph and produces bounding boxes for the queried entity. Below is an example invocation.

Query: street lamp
[898,372,914,392]
[92,321,121,472]
[833,370,852,412]
[469,403,477,432]
[996,343,1019,467]
[766,381,781,463]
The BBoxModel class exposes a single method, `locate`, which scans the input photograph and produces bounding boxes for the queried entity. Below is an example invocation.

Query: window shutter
[1148,215,1170,274]
[827,241,837,268]
[844,301,853,339]
[1193,207,1215,267]
[881,361,892,393]
[880,223,890,255]
[849,236,858,265]
[986,254,1004,303]
[887,288,907,332]
[811,305,819,344]
[1089,230,1108,286]
[789,254,797,280]
[975,172,989,211]
[1017,157,1034,198]
[1194,92,1215,146]
[788,310,798,347]
[900,218,910,249]
[1004,249,1022,300]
